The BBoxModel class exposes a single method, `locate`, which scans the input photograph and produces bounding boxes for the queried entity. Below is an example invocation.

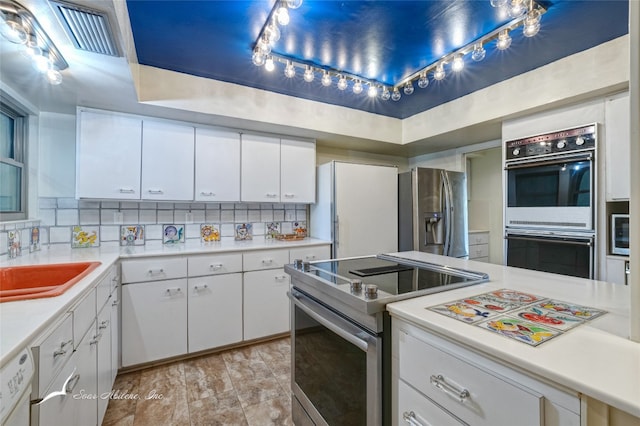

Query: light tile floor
[103,337,292,426]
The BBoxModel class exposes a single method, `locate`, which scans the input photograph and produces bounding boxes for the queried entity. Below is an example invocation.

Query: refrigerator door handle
[442,172,453,256]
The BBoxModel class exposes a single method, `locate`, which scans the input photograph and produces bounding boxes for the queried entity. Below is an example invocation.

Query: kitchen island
[387,251,639,425]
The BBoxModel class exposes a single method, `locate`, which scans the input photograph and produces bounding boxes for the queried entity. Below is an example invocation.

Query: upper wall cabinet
[195,128,241,202]
[76,110,143,199]
[141,120,195,201]
[605,92,630,201]
[241,134,316,203]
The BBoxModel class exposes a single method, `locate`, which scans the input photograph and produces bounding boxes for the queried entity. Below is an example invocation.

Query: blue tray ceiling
[126,0,629,119]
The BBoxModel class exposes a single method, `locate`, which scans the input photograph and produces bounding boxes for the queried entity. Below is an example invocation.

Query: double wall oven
[286,255,488,426]
[504,124,597,279]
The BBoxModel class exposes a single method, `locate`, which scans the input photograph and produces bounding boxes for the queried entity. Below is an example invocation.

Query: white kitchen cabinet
[241,134,281,202]
[243,269,290,340]
[605,92,630,201]
[280,138,316,203]
[195,127,241,202]
[76,109,142,199]
[121,279,188,366]
[394,319,581,426]
[398,379,465,426]
[606,255,629,285]
[289,245,331,263]
[141,120,195,200]
[109,283,120,382]
[96,301,112,425]
[468,231,490,262]
[73,318,99,426]
[188,274,243,352]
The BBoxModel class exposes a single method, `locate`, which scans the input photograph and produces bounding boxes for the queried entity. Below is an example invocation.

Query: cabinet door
[110,286,120,382]
[75,321,99,426]
[195,128,241,202]
[243,269,290,340]
[121,279,188,366]
[605,93,630,201]
[280,138,316,203]
[241,134,280,202]
[141,120,195,200]
[96,305,112,425]
[76,110,142,199]
[188,274,242,352]
[606,256,628,285]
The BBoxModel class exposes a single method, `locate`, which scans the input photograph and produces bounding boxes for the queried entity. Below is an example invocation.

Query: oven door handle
[505,152,593,169]
[505,234,593,246]
[290,291,371,352]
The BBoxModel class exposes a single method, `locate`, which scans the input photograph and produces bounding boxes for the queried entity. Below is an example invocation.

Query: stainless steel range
[285,253,488,426]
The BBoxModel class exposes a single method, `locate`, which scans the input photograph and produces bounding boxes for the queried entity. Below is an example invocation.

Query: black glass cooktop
[309,256,481,296]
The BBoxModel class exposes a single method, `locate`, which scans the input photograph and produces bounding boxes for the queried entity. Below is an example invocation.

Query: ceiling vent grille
[50,0,119,56]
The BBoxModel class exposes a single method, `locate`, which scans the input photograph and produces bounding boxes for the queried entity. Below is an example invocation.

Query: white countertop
[0,238,330,366]
[386,251,639,419]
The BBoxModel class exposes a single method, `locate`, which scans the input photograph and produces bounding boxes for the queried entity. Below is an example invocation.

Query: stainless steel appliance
[286,254,488,426]
[310,161,398,258]
[398,167,468,258]
[611,213,630,255]
[504,124,597,279]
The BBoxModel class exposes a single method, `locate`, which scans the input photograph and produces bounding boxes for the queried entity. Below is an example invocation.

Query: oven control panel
[505,124,596,160]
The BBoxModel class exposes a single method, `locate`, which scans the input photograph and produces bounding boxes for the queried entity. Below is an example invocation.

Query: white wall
[316,146,408,170]
[38,112,76,198]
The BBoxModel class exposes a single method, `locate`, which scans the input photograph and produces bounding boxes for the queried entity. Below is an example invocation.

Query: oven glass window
[294,305,367,425]
[614,220,630,249]
[508,161,591,207]
[507,237,591,278]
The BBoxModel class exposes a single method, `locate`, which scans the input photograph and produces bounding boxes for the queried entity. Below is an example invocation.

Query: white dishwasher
[0,348,34,426]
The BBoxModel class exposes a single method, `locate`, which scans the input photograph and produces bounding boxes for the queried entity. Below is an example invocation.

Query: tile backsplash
[0,198,308,260]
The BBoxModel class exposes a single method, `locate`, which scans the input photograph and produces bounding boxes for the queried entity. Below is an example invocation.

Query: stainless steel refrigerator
[398,167,469,258]
[310,161,398,258]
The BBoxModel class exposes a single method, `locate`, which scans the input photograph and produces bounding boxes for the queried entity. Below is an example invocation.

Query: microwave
[611,214,629,255]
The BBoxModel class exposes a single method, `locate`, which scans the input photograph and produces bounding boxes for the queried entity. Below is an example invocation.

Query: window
[0,100,27,221]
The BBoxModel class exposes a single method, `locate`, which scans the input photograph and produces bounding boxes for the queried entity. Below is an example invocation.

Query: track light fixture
[251,0,547,101]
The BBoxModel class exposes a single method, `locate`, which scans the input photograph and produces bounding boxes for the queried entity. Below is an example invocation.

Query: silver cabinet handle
[193,284,208,291]
[147,189,164,194]
[274,275,288,281]
[119,188,135,193]
[53,339,73,358]
[200,191,215,196]
[165,287,182,296]
[34,368,80,405]
[99,320,110,330]
[261,259,273,265]
[265,193,278,198]
[112,298,119,307]
[430,374,470,403]
[210,263,223,270]
[90,332,103,345]
[283,193,295,198]
[305,255,316,260]
[403,411,429,426]
[148,268,164,275]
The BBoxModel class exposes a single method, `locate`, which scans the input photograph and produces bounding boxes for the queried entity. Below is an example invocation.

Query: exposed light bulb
[451,54,464,72]
[367,84,378,98]
[403,81,414,95]
[381,87,391,101]
[417,73,429,89]
[471,43,486,61]
[287,0,303,9]
[33,52,51,73]
[265,22,280,44]
[24,33,41,57]
[490,0,508,7]
[252,48,265,66]
[352,80,363,94]
[433,63,445,81]
[0,12,27,44]
[257,35,271,55]
[391,88,401,101]
[264,56,275,72]
[277,6,290,26]
[46,66,62,85]
[303,66,314,82]
[284,61,295,78]
[337,75,348,90]
[509,0,527,17]
[496,30,512,50]
[321,71,332,87]
[523,9,541,37]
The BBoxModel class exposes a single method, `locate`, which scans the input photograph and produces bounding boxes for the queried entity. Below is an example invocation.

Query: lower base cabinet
[243,269,290,340]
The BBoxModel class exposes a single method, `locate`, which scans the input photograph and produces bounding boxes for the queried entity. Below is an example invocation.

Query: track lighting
[433,63,446,81]
[303,65,314,82]
[471,43,486,61]
[496,29,512,50]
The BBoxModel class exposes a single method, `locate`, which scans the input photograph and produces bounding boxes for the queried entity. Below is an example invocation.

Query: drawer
[95,268,113,311]
[469,232,489,245]
[398,380,464,426]
[243,249,289,271]
[31,314,74,398]
[72,288,96,347]
[289,245,331,263]
[469,244,489,259]
[188,253,243,277]
[97,299,111,341]
[121,256,187,283]
[399,332,543,426]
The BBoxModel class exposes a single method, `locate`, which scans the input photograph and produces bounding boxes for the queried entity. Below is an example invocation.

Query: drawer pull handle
[165,288,182,296]
[53,339,73,358]
[99,320,110,330]
[262,259,273,265]
[34,369,80,405]
[430,374,470,403]
[305,255,316,260]
[119,188,135,194]
[200,191,215,196]
[210,263,223,270]
[274,275,288,281]
[402,411,429,426]
[148,268,164,275]
[112,299,119,307]
[194,284,209,291]
[265,193,278,198]
[284,193,295,198]
[90,333,103,345]
[147,189,164,194]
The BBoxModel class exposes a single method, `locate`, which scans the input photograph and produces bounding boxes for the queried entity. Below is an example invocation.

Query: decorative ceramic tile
[485,289,545,305]
[29,226,41,252]
[427,302,499,324]
[476,316,561,346]
[506,306,584,331]
[163,224,185,244]
[293,221,307,237]
[265,222,280,239]
[235,223,253,241]
[457,294,524,312]
[200,224,221,242]
[532,300,607,321]
[120,225,145,246]
[8,230,21,258]
[72,225,100,248]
